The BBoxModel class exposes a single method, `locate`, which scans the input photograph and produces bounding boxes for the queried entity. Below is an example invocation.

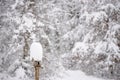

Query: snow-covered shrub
[100,4,119,21]
[8,59,21,74]
[61,2,120,79]
[80,11,108,26]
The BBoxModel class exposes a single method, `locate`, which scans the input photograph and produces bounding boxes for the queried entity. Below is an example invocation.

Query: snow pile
[60,70,107,80]
[30,42,43,61]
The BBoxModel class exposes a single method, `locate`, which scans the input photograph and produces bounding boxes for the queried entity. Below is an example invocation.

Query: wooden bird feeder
[30,39,43,80]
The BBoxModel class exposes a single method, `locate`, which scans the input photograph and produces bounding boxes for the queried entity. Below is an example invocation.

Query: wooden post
[34,61,41,80]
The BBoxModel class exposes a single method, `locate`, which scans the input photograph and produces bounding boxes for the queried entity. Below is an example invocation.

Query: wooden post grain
[34,61,41,80]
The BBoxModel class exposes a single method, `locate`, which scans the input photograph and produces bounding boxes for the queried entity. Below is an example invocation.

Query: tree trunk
[23,30,30,59]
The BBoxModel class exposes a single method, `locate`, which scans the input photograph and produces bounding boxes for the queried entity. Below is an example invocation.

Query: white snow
[2,70,107,80]
[112,24,120,32]
[80,11,108,25]
[37,21,44,26]
[61,70,107,80]
[15,67,26,78]
[94,41,108,54]
[72,42,89,53]
[23,15,33,27]
[100,4,116,14]
[30,42,43,61]
[11,0,19,9]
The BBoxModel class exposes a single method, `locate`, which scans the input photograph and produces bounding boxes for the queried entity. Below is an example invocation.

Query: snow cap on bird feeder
[30,34,43,62]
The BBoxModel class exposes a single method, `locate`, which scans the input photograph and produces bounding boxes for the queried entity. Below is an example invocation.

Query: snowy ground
[0,70,112,80]
[60,70,110,80]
